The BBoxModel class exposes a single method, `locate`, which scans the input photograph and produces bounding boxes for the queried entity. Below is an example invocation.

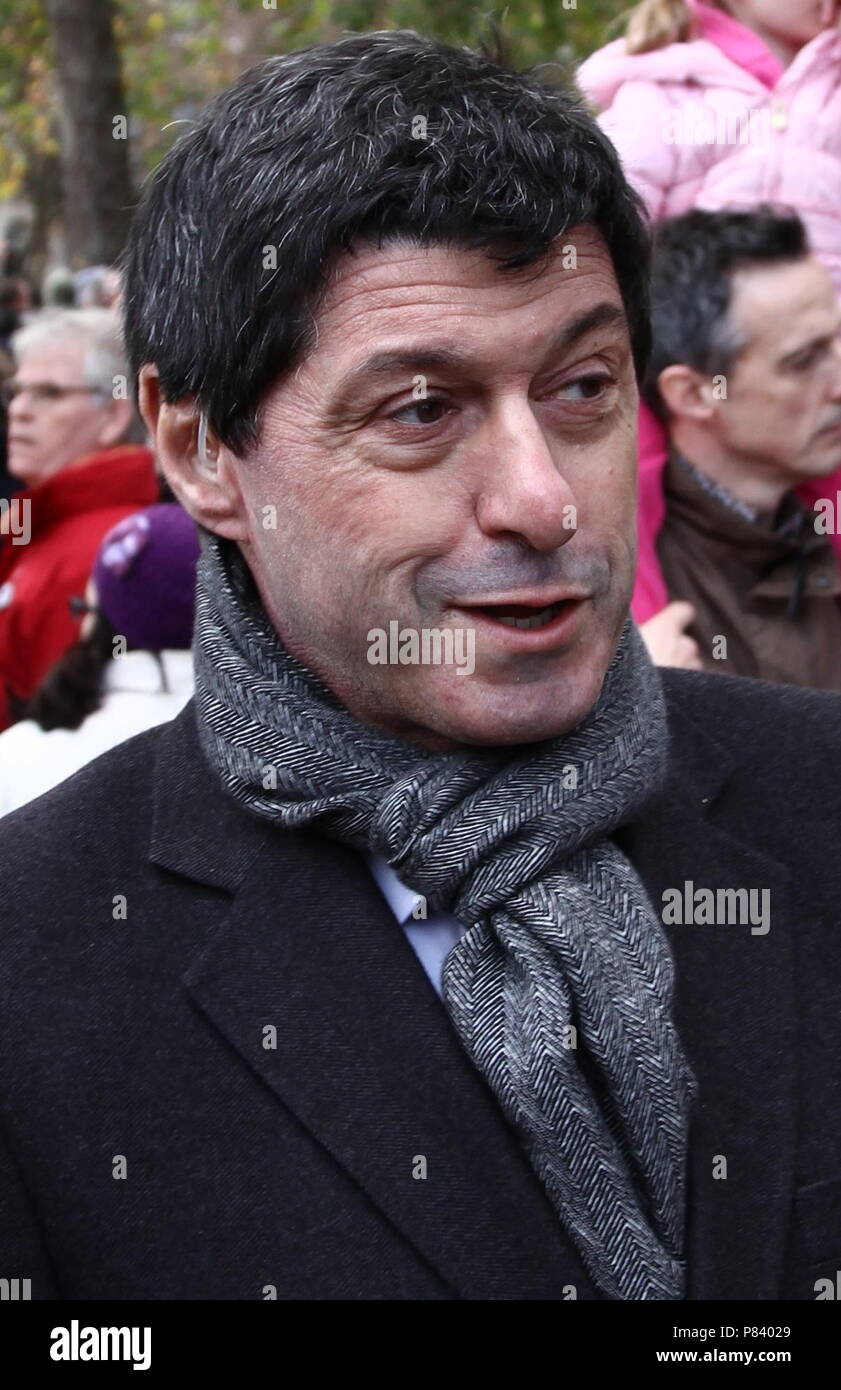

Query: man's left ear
[656,363,718,423]
[136,363,249,541]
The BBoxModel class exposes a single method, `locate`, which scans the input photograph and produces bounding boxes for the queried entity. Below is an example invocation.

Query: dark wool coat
[1,669,840,1299]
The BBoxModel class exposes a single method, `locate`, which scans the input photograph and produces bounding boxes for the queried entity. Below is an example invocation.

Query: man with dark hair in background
[0,32,840,1302]
[644,207,841,688]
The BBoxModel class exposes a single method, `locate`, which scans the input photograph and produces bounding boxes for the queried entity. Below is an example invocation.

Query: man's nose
[8,389,33,422]
[475,401,578,553]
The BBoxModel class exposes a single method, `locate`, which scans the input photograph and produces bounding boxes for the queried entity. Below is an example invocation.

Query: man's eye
[554,374,614,401]
[792,347,824,371]
[387,397,450,426]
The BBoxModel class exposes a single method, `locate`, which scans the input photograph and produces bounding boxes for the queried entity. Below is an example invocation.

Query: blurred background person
[0,307,158,729]
[0,246,34,316]
[41,266,76,308]
[579,1,841,275]
[0,278,21,363]
[0,278,21,502]
[0,502,198,814]
[643,206,841,687]
[74,265,122,309]
[577,0,841,655]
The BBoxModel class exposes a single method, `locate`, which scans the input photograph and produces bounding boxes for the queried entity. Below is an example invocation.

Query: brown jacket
[656,452,841,691]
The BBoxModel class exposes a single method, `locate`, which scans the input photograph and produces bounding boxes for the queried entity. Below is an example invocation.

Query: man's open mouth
[459,599,575,630]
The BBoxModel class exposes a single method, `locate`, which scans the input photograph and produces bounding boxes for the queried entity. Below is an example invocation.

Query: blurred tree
[0,0,59,281]
[0,0,627,276]
[44,0,134,267]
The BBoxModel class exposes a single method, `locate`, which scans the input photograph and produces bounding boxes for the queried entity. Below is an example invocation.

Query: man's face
[6,337,112,486]
[711,258,841,486]
[230,229,639,749]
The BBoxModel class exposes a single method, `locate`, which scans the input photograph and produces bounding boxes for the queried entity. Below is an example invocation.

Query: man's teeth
[494,603,563,630]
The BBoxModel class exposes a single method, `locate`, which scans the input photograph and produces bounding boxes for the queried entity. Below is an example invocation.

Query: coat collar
[147,682,739,895]
[149,700,268,893]
[150,701,596,1298]
[616,675,796,1299]
[148,685,795,1299]
[663,452,841,609]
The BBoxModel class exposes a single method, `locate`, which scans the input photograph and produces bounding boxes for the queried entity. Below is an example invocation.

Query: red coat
[0,444,159,729]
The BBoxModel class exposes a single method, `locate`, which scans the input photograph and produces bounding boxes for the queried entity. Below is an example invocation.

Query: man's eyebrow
[328,299,628,406]
[546,301,629,355]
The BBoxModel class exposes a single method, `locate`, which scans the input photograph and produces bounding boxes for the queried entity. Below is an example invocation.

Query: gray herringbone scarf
[192,529,696,1300]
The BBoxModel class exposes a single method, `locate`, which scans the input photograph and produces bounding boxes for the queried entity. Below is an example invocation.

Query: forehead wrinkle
[315,276,498,345]
[325,300,629,409]
[311,231,611,339]
[291,232,626,407]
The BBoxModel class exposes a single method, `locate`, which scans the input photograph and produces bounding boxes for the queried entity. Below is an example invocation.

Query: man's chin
[409,665,609,749]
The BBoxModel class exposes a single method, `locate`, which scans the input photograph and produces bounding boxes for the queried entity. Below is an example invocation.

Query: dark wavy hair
[8,613,117,731]
[122,28,652,456]
[643,205,809,421]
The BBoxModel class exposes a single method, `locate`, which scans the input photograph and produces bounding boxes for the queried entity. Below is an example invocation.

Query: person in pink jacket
[578,0,841,664]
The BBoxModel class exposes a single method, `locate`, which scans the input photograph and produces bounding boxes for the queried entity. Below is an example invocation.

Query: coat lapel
[149,681,797,1302]
[617,688,796,1300]
[149,703,597,1300]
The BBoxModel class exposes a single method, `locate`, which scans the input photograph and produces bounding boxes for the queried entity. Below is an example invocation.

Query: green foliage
[0,0,54,200]
[0,0,628,201]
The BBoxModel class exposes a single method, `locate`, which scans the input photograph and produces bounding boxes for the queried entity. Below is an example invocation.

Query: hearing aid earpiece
[196,411,218,477]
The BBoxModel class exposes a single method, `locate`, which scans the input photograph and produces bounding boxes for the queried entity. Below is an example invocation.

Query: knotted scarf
[192,528,696,1299]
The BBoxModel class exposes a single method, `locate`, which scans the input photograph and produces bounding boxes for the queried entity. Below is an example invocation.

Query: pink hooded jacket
[578,2,841,620]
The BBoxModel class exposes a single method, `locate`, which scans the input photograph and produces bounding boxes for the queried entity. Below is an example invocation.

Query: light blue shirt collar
[365,852,426,925]
[366,851,469,997]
